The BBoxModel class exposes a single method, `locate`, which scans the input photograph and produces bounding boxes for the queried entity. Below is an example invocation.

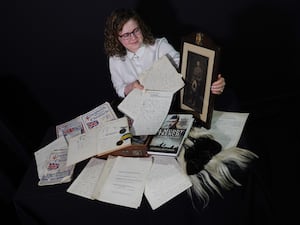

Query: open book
[66,117,132,166]
[56,101,118,141]
[67,156,152,209]
[67,155,192,209]
[117,56,185,136]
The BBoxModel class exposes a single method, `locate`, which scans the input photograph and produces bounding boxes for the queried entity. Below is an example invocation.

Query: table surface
[13,127,272,225]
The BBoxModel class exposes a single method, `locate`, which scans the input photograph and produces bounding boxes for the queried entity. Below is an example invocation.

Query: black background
[1,0,299,224]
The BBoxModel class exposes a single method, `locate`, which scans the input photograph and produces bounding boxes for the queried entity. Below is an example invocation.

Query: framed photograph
[179,32,220,129]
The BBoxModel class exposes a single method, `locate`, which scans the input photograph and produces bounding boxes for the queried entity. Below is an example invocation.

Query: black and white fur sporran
[177,126,258,208]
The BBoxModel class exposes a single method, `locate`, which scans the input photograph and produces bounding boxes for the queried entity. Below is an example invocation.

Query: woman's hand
[124,80,144,96]
[211,74,226,95]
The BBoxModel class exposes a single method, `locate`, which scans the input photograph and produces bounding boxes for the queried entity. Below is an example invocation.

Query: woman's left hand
[211,74,225,95]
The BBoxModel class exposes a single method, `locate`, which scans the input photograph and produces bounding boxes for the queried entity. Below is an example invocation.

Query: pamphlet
[34,136,75,186]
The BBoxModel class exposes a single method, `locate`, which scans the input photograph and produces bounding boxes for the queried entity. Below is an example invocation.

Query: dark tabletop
[13,126,273,225]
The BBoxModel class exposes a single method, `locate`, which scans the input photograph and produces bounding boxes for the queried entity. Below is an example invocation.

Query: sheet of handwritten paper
[144,155,192,210]
[66,128,98,166]
[198,110,249,150]
[67,157,106,199]
[138,55,184,93]
[118,89,173,135]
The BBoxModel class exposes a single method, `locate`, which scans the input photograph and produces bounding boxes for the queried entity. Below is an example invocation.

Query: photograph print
[180,32,220,129]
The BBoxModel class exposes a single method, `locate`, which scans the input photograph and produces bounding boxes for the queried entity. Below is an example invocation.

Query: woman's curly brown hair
[104,8,155,57]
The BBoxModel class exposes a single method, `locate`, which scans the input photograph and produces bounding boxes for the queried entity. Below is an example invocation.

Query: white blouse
[109,37,180,98]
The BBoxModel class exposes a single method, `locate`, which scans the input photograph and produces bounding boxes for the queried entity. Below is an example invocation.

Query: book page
[96,117,132,156]
[91,156,117,200]
[55,102,117,141]
[66,117,131,166]
[118,89,174,136]
[80,101,117,132]
[94,156,153,209]
[144,155,192,210]
[138,55,185,94]
[66,128,98,166]
[55,116,84,142]
[67,157,106,199]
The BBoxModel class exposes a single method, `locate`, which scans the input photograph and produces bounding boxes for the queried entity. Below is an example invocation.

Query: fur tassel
[178,127,259,208]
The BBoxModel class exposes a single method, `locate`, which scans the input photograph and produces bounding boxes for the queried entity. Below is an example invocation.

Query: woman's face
[118,19,143,53]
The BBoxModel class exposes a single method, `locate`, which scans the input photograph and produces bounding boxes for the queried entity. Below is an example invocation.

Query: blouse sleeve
[109,57,127,98]
[156,37,180,68]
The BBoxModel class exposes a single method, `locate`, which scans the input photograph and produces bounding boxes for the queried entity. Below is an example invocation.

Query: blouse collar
[127,44,146,60]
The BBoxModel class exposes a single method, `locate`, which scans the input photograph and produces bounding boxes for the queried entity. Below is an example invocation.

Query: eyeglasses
[119,27,141,40]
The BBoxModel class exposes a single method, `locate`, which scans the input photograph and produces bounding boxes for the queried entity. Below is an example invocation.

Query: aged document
[56,101,117,141]
[34,136,75,186]
[199,110,249,150]
[93,156,153,209]
[55,116,84,141]
[118,89,174,136]
[138,55,184,93]
[80,101,118,132]
[91,156,117,200]
[67,157,106,199]
[66,117,131,166]
[67,155,193,209]
[118,56,185,136]
[144,155,192,210]
[67,156,152,208]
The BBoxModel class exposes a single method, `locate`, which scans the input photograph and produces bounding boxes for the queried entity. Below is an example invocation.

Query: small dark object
[184,137,222,175]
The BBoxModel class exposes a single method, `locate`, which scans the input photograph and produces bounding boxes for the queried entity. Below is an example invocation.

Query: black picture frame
[179,32,220,129]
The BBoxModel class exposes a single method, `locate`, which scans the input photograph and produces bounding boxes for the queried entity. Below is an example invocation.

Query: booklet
[34,136,75,186]
[56,101,118,141]
[66,117,132,166]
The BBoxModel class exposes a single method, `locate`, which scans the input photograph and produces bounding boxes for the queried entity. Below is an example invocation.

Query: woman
[104,8,225,98]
